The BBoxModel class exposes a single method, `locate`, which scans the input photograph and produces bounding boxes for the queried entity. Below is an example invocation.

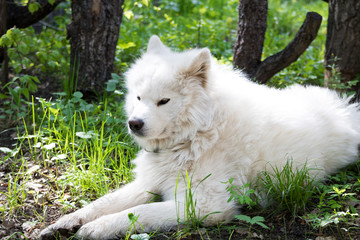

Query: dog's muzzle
[128,118,145,136]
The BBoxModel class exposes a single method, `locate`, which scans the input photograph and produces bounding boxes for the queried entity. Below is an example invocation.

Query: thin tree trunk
[254,12,322,84]
[324,0,360,100]
[67,0,124,96]
[0,0,9,85]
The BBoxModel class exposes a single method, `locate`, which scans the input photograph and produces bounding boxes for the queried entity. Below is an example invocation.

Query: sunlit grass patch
[0,91,136,220]
[256,160,320,218]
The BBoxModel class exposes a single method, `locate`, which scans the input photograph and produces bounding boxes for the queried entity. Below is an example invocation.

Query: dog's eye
[157,98,170,106]
[137,96,141,101]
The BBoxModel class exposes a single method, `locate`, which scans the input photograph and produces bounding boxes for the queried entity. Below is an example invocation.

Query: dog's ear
[147,35,166,53]
[183,48,211,88]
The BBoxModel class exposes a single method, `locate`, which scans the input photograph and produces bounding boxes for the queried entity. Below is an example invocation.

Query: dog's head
[125,36,214,149]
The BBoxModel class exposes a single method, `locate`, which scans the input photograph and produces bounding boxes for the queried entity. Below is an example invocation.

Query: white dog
[39,36,360,239]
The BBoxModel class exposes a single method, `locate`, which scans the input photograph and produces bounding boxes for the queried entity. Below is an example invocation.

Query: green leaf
[333,186,346,195]
[0,35,10,47]
[128,213,137,222]
[53,92,67,96]
[18,43,29,55]
[114,90,124,96]
[124,11,134,20]
[250,216,265,224]
[118,42,136,50]
[28,80,38,93]
[15,134,40,140]
[51,154,67,161]
[106,81,117,92]
[43,143,56,150]
[76,131,94,139]
[141,0,149,6]
[22,87,29,100]
[234,214,251,223]
[0,147,12,153]
[73,91,83,99]
[256,221,270,229]
[131,233,150,240]
[49,107,59,115]
[48,0,56,5]
[28,2,40,14]
[0,28,18,47]
[6,29,14,42]
[111,73,121,81]
[8,87,20,105]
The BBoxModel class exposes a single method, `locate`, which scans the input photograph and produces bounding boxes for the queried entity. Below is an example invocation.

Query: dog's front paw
[38,212,83,240]
[76,217,122,240]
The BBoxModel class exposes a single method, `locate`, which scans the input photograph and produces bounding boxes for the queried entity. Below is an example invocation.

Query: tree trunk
[233,0,322,84]
[324,0,360,101]
[233,0,267,77]
[0,0,8,85]
[67,0,124,96]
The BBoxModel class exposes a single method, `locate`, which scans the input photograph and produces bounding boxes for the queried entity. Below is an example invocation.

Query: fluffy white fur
[39,36,360,239]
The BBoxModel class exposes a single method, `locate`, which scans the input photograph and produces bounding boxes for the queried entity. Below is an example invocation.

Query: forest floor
[1,131,360,240]
[1,85,360,240]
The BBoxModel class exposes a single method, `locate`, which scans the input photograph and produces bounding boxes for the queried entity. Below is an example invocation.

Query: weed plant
[225,179,258,209]
[234,215,269,238]
[175,171,220,234]
[326,56,359,97]
[256,160,319,219]
[304,160,360,235]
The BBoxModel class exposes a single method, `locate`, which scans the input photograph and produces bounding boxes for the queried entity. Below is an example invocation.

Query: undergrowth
[257,160,320,218]
[0,77,137,220]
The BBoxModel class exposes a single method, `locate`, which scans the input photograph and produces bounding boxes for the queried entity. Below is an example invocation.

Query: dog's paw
[76,217,121,240]
[38,213,83,240]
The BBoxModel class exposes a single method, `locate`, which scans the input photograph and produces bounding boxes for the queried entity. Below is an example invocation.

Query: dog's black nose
[128,119,144,132]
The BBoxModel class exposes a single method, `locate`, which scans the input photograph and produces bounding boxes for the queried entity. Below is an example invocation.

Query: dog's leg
[76,200,179,239]
[76,190,237,239]
[38,179,153,239]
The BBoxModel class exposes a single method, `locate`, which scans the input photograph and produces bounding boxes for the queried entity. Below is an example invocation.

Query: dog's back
[207,65,360,179]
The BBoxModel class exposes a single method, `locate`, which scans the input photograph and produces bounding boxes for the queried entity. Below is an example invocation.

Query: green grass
[176,171,218,231]
[303,162,360,236]
[256,160,320,219]
[0,87,136,218]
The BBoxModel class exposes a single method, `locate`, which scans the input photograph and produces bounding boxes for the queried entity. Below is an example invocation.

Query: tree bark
[0,0,8,85]
[67,0,125,96]
[254,12,322,84]
[233,1,322,84]
[324,0,360,100]
[233,0,267,77]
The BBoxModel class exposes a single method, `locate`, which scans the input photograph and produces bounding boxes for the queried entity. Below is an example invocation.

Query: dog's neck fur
[135,103,222,166]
